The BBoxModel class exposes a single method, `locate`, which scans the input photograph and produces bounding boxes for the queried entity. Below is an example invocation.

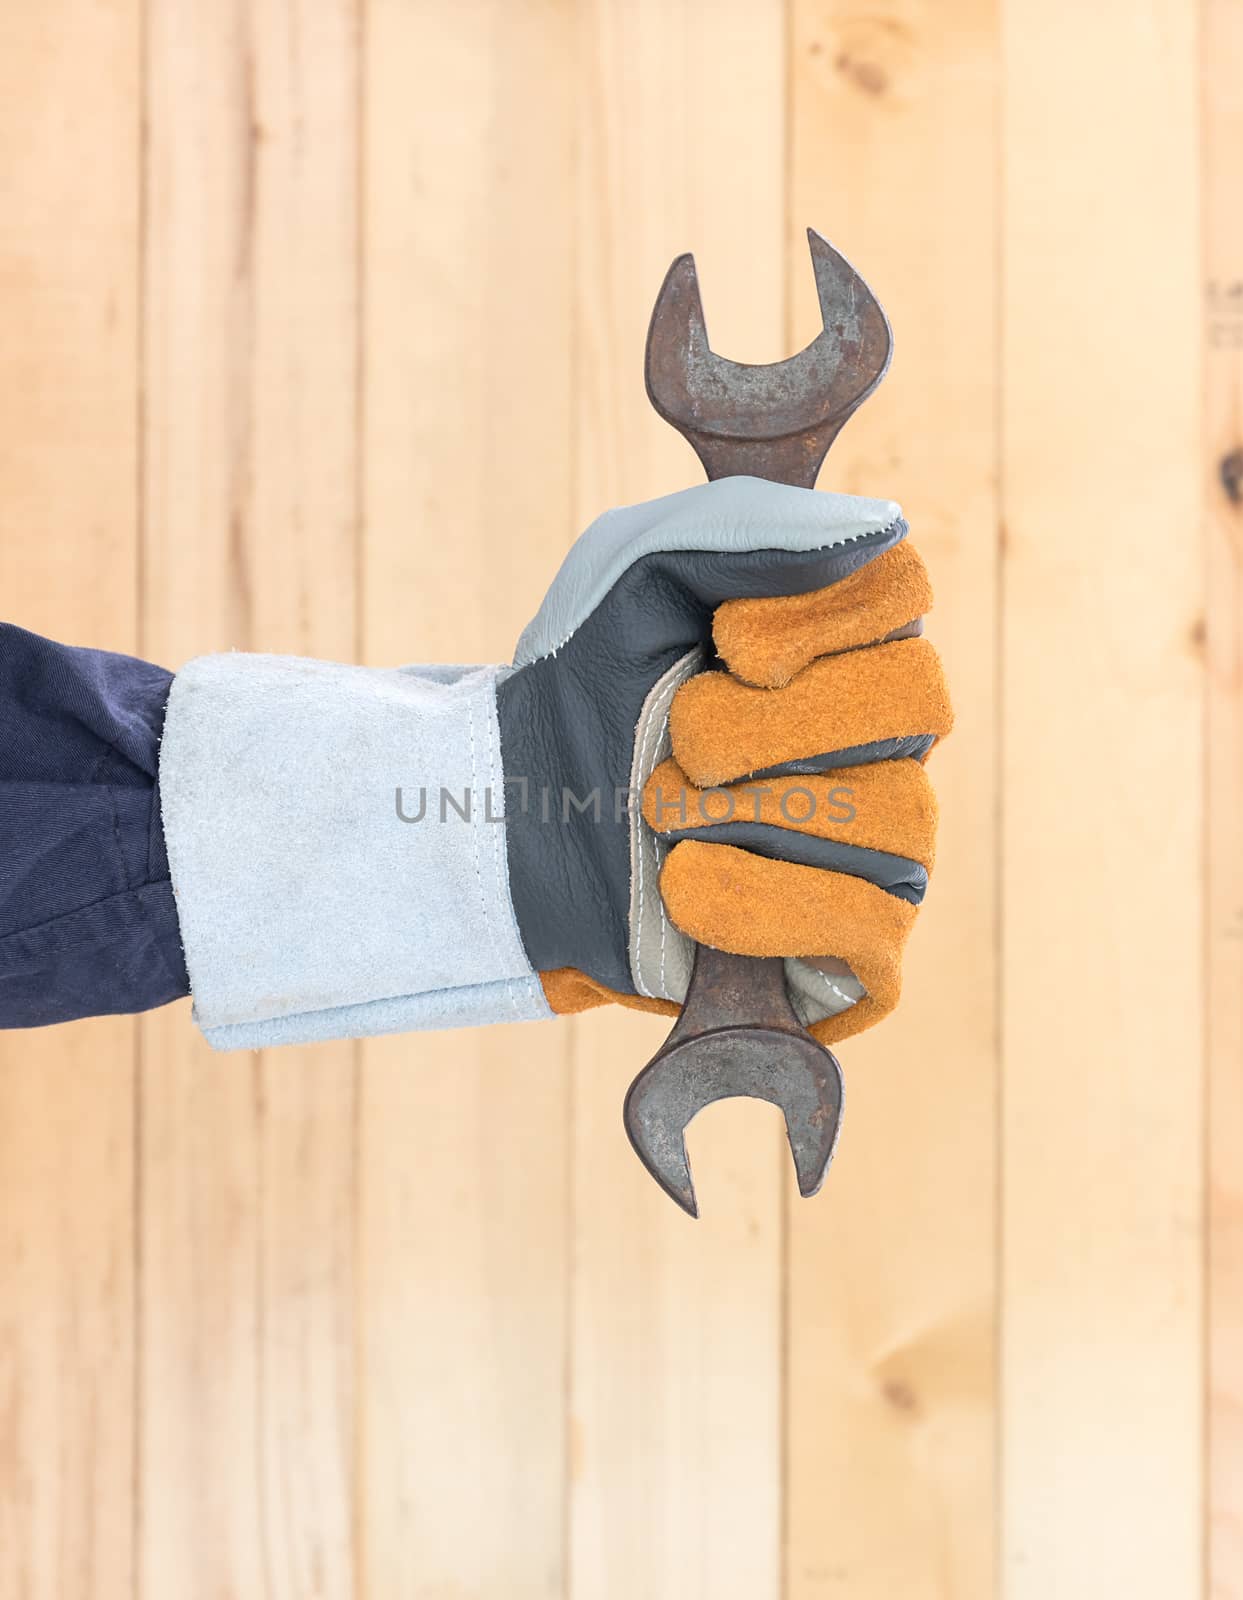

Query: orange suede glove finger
[713,541,933,688]
[641,755,938,867]
[638,753,937,1042]
[657,844,917,1044]
[669,635,952,790]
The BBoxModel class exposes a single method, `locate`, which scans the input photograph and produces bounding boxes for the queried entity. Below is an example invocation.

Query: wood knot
[835,51,888,95]
[1220,448,1243,506]
[825,17,909,97]
[881,1377,918,1415]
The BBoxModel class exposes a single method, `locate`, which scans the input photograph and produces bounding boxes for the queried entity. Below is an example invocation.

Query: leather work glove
[498,474,951,1045]
[153,475,949,1051]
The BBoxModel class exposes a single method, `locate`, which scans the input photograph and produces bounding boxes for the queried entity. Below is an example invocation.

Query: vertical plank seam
[992,3,1006,1594]
[241,21,272,1590]
[351,1035,365,1600]
[561,1029,575,1600]
[352,0,368,1594]
[779,3,793,1597]
[1198,7,1211,1594]
[1186,13,1210,1595]
[563,9,582,1597]
[353,0,367,684]
[132,1024,144,1600]
[254,1052,275,1600]
[133,0,151,1590]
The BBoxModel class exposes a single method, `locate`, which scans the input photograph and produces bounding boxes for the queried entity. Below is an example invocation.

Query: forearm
[0,623,189,1027]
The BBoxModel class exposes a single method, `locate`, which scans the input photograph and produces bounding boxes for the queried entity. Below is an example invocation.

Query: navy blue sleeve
[0,622,190,1027]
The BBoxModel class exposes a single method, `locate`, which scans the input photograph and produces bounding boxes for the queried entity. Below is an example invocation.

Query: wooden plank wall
[359,4,572,1593]
[1001,6,1203,1598]
[786,6,998,1595]
[0,6,140,1594]
[0,2,1230,1597]
[139,4,360,1596]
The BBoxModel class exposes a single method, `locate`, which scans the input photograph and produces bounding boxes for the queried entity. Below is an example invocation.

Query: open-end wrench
[623,229,894,1217]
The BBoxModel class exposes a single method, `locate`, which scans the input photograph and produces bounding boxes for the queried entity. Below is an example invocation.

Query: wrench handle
[671,444,834,1045]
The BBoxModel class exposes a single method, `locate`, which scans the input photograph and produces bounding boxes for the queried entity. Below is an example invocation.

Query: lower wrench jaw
[622,1073,700,1217]
[626,1133,700,1219]
[622,1026,845,1218]
[789,1107,843,1202]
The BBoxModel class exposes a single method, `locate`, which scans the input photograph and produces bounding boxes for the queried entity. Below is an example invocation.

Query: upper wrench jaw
[804,227,894,404]
[644,228,893,488]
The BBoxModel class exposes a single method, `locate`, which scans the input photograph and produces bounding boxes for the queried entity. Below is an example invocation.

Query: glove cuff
[159,653,551,1049]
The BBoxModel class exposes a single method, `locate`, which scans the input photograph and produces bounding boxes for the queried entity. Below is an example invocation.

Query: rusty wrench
[622,229,893,1217]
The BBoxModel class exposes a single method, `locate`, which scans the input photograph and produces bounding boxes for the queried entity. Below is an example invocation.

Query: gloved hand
[498,475,951,1044]
[158,475,949,1051]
